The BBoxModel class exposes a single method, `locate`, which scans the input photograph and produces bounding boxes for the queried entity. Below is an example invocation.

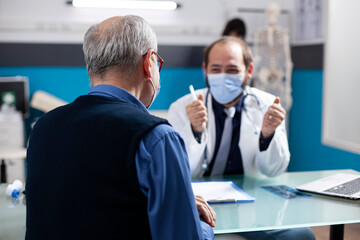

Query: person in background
[222,18,247,40]
[26,15,215,240]
[168,36,315,240]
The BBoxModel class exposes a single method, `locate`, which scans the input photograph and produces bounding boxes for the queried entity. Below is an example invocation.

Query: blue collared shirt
[193,94,273,175]
[88,84,214,240]
[209,97,244,175]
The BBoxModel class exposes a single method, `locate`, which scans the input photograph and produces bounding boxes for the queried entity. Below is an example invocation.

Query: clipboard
[192,181,255,204]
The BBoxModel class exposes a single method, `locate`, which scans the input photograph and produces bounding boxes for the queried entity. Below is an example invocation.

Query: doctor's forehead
[208,42,245,66]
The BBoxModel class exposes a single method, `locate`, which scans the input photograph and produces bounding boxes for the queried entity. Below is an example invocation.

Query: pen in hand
[187,85,207,133]
[189,85,197,101]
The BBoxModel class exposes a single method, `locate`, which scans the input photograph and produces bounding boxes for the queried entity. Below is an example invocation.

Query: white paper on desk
[192,181,255,203]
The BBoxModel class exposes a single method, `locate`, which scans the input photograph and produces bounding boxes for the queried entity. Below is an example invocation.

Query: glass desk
[198,169,360,239]
[0,184,26,240]
[0,169,359,240]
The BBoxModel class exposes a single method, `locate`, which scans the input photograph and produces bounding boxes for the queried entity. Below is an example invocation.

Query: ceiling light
[70,0,179,10]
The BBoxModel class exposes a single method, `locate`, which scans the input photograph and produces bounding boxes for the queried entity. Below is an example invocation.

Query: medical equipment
[5,179,23,198]
[201,89,263,171]
[0,84,26,183]
[241,93,262,135]
[253,2,293,111]
[30,90,67,113]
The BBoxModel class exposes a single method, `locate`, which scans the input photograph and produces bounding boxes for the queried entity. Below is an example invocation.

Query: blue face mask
[208,73,244,104]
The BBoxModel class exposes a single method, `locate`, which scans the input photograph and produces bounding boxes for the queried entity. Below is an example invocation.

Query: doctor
[168,35,315,240]
[168,36,290,178]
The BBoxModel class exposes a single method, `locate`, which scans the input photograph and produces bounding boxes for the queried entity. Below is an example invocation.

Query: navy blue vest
[26,95,168,240]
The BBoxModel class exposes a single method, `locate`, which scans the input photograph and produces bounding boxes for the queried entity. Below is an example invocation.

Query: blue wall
[0,66,359,171]
[0,66,90,102]
[288,70,360,171]
[0,66,206,109]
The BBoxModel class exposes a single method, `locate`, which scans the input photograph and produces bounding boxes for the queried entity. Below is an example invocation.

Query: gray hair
[83,15,158,81]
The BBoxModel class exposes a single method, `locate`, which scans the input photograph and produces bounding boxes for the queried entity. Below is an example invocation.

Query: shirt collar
[211,94,242,116]
[88,84,149,113]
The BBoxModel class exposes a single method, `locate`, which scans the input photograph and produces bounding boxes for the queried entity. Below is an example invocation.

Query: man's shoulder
[32,101,71,127]
[141,124,181,149]
[149,124,179,139]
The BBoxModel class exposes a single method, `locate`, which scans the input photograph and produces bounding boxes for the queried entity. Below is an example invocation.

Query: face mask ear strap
[205,76,210,88]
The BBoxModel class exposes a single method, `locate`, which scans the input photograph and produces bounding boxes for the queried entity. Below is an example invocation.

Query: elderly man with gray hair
[25,16,215,240]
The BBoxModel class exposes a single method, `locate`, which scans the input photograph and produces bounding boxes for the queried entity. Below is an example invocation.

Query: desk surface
[203,169,360,234]
[0,184,26,239]
[0,169,359,239]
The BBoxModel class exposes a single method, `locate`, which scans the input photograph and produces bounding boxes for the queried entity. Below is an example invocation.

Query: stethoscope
[201,89,262,171]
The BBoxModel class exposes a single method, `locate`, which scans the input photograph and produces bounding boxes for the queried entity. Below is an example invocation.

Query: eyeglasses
[143,51,164,72]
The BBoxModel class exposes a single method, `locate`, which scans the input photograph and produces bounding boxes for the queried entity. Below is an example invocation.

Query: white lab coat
[168,86,290,178]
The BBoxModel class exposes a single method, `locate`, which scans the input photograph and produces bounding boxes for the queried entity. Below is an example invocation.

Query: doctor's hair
[203,36,253,70]
[83,15,158,82]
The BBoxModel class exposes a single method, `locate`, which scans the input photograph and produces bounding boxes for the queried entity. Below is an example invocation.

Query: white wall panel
[323,0,360,154]
[0,0,293,45]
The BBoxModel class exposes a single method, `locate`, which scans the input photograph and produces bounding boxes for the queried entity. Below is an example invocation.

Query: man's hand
[195,195,216,227]
[186,94,207,133]
[261,97,286,138]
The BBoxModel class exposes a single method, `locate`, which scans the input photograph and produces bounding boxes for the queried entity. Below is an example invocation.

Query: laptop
[296,172,360,200]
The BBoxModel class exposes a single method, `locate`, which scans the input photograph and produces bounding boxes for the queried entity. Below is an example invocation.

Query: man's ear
[246,63,254,79]
[202,62,206,74]
[143,51,153,79]
[202,62,210,88]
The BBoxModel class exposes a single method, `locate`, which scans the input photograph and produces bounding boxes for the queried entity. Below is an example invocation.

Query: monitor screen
[0,76,29,118]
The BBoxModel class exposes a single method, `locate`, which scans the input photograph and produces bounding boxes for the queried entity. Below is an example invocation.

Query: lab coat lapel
[239,91,263,173]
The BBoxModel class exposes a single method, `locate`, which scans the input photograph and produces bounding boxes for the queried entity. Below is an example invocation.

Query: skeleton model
[253,2,293,111]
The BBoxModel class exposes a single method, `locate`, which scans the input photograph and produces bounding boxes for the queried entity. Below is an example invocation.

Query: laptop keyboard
[324,177,360,196]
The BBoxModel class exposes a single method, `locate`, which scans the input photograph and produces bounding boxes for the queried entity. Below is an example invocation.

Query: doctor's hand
[261,97,286,138]
[186,94,208,133]
[195,195,216,228]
